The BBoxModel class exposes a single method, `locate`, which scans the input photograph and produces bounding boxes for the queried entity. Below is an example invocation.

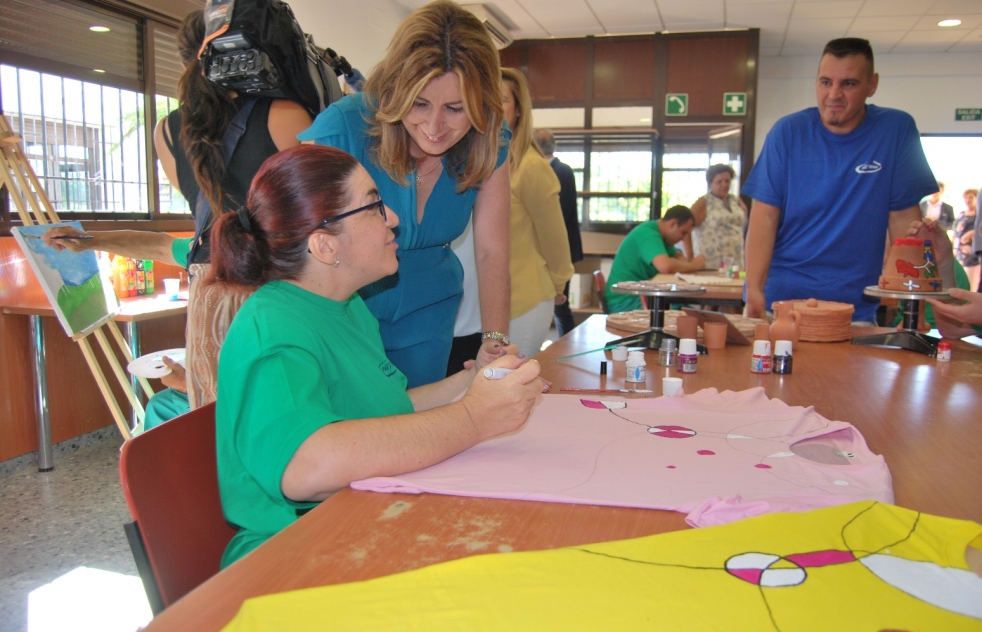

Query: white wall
[756,52,982,157]
[289,0,409,77]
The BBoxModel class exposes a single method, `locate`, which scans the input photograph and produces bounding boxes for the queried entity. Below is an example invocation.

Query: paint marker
[483,367,514,380]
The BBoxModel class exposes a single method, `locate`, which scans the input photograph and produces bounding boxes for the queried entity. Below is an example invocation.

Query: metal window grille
[2,64,148,215]
[557,132,657,228]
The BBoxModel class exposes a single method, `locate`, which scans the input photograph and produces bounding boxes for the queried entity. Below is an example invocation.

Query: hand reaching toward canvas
[41,225,94,252]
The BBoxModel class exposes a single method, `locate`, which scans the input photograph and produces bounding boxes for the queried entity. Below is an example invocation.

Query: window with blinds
[0,0,188,224]
[0,0,143,90]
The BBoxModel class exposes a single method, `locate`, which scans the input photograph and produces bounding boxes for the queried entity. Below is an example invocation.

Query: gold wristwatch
[481,331,510,346]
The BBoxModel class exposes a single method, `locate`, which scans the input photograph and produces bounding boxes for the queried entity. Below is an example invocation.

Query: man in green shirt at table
[605,205,706,313]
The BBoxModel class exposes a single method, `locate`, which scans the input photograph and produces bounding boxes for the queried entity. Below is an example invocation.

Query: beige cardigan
[508,149,575,318]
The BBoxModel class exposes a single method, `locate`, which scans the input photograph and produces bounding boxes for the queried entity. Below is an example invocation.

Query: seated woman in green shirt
[207,145,544,567]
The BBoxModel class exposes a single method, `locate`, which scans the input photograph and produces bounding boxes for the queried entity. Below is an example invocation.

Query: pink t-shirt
[353,388,893,527]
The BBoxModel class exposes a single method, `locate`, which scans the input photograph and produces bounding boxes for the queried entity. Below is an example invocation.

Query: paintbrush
[555,343,622,362]
[560,388,653,394]
[23,234,93,240]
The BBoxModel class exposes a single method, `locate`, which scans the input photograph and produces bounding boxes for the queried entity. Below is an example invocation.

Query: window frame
[0,0,190,236]
[554,130,659,235]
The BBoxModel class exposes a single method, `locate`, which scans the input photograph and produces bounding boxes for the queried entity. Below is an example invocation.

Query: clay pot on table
[676,315,699,340]
[703,322,728,349]
[769,301,801,345]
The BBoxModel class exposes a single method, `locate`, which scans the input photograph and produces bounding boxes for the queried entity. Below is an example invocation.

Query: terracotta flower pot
[879,237,943,292]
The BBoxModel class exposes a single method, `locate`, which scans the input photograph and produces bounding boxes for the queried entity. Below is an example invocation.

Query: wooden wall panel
[666,36,750,117]
[593,40,655,100]
[528,43,587,102]
[0,312,38,460]
[499,46,521,71]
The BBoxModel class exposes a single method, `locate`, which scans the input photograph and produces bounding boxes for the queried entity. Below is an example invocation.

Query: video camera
[200,0,345,117]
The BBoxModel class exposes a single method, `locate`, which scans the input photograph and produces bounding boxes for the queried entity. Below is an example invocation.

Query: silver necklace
[415,158,441,186]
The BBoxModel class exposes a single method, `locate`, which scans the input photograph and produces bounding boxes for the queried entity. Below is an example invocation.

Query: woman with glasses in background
[208,145,543,568]
[300,0,512,388]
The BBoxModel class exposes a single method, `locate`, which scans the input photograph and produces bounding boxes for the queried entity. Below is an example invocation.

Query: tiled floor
[0,326,562,632]
[0,438,138,632]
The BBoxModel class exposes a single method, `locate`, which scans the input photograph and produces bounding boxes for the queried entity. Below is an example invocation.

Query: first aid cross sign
[724,92,747,116]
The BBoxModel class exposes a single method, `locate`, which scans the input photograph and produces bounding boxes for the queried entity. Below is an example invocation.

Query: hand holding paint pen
[483,352,527,380]
[481,355,551,392]
[461,355,543,440]
[483,367,514,379]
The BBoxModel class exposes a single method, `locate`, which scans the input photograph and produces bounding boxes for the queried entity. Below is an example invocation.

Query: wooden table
[146,315,982,630]
[1,293,187,469]
[651,272,744,306]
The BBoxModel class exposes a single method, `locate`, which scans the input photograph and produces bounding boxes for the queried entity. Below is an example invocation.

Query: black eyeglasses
[321,199,386,226]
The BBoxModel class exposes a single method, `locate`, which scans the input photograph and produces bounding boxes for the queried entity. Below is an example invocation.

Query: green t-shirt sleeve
[235,346,344,504]
[637,228,669,270]
[171,237,193,268]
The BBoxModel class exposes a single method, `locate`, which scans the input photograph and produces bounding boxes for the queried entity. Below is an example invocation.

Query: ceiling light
[93,69,106,73]
[89,25,111,32]
[938,19,962,27]
[640,118,651,123]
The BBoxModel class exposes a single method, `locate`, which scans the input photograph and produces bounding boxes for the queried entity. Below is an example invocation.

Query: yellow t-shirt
[222,502,982,631]
[508,148,574,318]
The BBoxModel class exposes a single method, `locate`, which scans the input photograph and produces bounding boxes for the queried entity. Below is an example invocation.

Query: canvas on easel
[1,113,153,440]
[12,222,119,339]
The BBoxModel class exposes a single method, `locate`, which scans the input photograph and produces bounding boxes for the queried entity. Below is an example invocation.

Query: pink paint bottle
[677,338,698,374]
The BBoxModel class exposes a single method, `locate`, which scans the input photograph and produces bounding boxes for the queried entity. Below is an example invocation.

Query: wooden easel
[0,113,153,440]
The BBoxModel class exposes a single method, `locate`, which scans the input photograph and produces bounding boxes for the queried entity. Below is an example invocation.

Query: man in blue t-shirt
[743,38,937,323]
[605,206,705,313]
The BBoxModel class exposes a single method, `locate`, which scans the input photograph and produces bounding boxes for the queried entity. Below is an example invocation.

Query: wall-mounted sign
[724,92,747,116]
[666,93,688,116]
[955,108,981,121]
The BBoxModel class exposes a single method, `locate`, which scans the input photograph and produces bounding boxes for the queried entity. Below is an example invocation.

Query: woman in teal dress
[299,0,512,388]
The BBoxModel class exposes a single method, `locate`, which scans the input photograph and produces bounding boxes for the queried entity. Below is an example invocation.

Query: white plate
[127,348,185,378]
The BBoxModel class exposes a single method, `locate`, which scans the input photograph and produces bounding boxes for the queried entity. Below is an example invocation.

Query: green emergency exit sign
[956,108,981,121]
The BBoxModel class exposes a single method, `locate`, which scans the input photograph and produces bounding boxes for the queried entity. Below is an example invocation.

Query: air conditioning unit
[462,4,514,50]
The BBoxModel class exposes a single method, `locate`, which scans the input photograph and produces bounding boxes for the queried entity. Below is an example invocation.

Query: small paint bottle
[658,338,678,367]
[677,338,698,374]
[773,340,793,374]
[625,350,646,383]
[750,339,773,374]
[936,341,951,362]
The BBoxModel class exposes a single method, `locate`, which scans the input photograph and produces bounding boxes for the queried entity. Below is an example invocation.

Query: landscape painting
[12,222,118,338]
